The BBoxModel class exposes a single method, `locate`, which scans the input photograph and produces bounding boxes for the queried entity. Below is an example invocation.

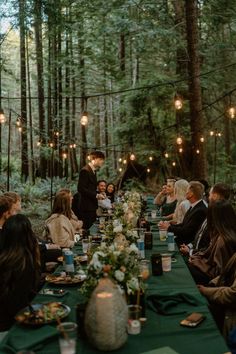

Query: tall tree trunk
[78,17,87,168]
[19,0,28,182]
[26,32,35,183]
[34,0,47,179]
[185,0,207,179]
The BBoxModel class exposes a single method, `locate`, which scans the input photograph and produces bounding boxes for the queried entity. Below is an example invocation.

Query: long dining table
[0,196,231,354]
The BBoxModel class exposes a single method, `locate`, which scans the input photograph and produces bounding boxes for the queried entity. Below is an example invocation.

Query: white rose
[115,270,125,282]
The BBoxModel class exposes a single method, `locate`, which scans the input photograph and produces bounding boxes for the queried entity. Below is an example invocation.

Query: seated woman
[0,214,41,332]
[188,200,236,285]
[106,183,116,203]
[198,253,236,338]
[154,179,177,219]
[171,179,190,224]
[43,189,83,248]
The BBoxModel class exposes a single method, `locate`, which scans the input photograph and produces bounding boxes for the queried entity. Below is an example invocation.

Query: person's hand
[179,244,190,255]
[47,243,61,250]
[97,193,105,200]
[158,221,169,230]
[197,284,206,294]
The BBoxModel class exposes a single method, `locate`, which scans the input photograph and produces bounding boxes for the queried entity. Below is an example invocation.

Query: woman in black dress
[0,214,41,331]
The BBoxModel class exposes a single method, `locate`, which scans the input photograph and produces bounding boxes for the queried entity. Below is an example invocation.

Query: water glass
[57,322,78,354]
[159,229,167,241]
[139,260,150,280]
[82,239,89,254]
[151,210,157,219]
[127,305,142,335]
[161,253,172,272]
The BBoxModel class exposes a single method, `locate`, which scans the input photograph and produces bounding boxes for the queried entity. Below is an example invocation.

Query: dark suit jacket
[77,164,98,212]
[168,200,207,245]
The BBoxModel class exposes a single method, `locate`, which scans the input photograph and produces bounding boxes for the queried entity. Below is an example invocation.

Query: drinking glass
[57,322,77,354]
[82,239,89,254]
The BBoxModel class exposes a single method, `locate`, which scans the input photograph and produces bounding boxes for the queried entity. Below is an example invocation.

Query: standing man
[77,150,105,230]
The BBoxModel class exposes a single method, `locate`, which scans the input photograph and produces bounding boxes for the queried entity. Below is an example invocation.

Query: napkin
[0,325,58,353]
[147,292,203,315]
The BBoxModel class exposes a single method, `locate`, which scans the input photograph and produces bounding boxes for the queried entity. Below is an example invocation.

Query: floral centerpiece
[80,243,143,299]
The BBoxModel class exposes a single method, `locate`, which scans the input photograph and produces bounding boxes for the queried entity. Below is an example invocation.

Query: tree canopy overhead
[0,0,236,187]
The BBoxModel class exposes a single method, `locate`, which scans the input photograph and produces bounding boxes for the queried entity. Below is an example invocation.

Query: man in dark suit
[159,181,207,245]
[180,182,231,256]
[77,150,105,230]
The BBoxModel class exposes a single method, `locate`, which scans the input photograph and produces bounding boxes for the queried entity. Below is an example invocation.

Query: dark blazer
[77,164,98,212]
[168,200,207,245]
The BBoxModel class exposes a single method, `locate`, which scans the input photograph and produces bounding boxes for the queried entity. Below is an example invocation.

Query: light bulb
[200,136,204,142]
[130,153,135,161]
[174,95,183,110]
[149,156,153,161]
[147,168,150,173]
[176,137,183,145]
[81,111,88,125]
[179,148,183,153]
[172,161,176,166]
[228,107,236,118]
[0,109,6,124]
[164,153,169,158]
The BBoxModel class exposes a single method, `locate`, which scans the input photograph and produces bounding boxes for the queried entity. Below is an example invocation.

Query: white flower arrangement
[80,243,142,298]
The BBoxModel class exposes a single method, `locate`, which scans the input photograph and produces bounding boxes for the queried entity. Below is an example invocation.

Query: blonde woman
[172,179,190,224]
[43,189,83,248]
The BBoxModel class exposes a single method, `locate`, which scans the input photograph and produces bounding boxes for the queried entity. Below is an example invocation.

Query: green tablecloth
[0,230,229,354]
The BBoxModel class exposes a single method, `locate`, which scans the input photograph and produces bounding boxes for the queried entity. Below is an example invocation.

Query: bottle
[167,232,175,251]
[151,253,163,275]
[144,231,153,249]
[64,250,75,274]
[137,237,145,259]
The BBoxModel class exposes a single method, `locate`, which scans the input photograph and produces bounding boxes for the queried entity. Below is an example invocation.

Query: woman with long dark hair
[188,200,236,285]
[198,253,236,338]
[0,214,41,331]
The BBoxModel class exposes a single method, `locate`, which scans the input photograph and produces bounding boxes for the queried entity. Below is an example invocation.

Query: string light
[18,127,22,133]
[164,152,169,158]
[174,94,183,110]
[16,117,21,127]
[130,153,135,161]
[69,144,73,149]
[62,152,67,159]
[210,131,214,136]
[37,141,41,146]
[172,161,176,166]
[73,143,76,148]
[119,167,122,172]
[54,131,59,137]
[123,159,127,164]
[149,156,153,161]
[178,147,183,153]
[0,109,5,124]
[49,142,54,148]
[196,149,200,154]
[147,168,151,173]
[176,136,183,145]
[228,107,236,118]
[118,158,122,162]
[80,111,88,125]
[200,136,204,143]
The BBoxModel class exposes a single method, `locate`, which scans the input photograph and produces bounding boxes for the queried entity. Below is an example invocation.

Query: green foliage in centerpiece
[81,243,143,299]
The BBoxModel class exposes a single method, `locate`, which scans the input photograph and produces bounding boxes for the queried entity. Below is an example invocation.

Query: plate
[15,302,70,326]
[45,273,86,286]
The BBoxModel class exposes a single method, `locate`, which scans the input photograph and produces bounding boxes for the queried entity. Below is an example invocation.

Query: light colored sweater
[43,214,76,248]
